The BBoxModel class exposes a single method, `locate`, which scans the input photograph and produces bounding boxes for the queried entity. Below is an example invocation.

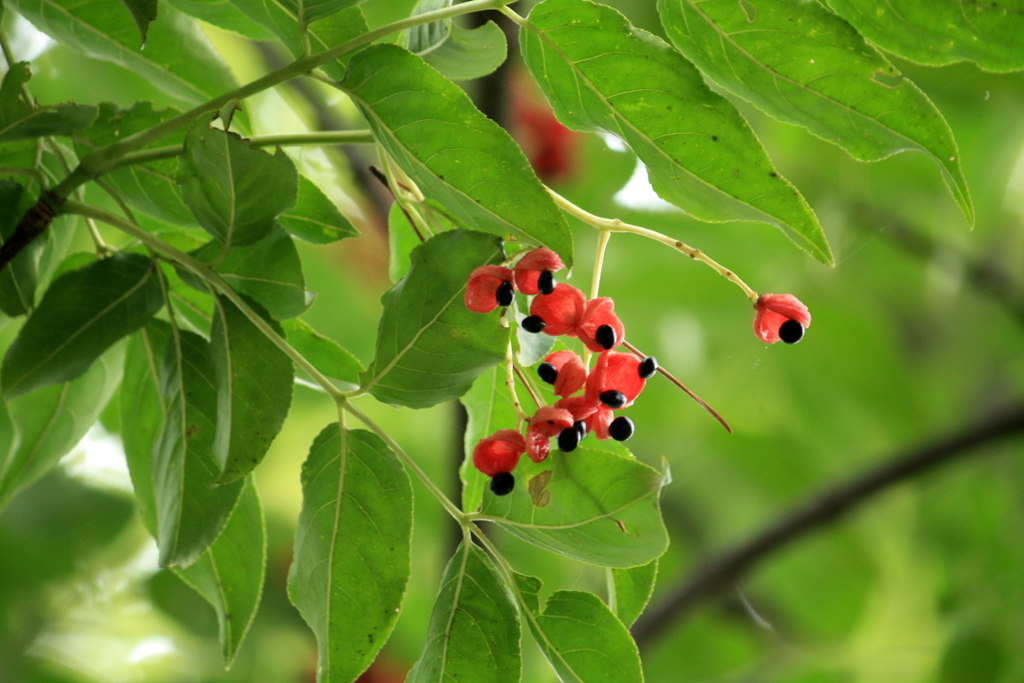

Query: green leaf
[479,444,668,567]
[279,0,359,24]
[610,559,658,627]
[227,2,367,79]
[341,44,574,266]
[406,541,521,683]
[657,0,973,226]
[527,590,643,683]
[178,121,299,248]
[188,227,309,320]
[0,180,39,317]
[164,0,275,39]
[121,320,173,532]
[6,0,238,106]
[117,0,158,48]
[823,0,1024,73]
[209,294,293,484]
[153,329,244,567]
[459,364,518,513]
[406,1,507,81]
[74,102,194,226]
[288,425,412,683]
[387,201,422,283]
[281,317,363,389]
[175,478,266,667]
[1,252,163,400]
[0,342,124,512]
[278,175,358,244]
[360,230,507,409]
[520,0,830,265]
[0,62,96,142]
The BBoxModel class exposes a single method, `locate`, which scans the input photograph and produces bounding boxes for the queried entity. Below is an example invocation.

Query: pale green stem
[548,189,761,303]
[590,229,612,301]
[505,337,531,429]
[341,399,466,523]
[106,130,375,172]
[51,0,513,198]
[0,166,47,189]
[60,200,347,404]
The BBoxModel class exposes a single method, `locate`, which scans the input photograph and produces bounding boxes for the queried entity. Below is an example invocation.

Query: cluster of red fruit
[464,248,655,496]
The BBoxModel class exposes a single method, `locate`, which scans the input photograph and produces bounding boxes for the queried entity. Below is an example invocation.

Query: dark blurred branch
[855,202,1024,325]
[632,402,1024,649]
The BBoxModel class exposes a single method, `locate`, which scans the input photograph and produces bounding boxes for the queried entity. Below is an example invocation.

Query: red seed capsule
[514,247,565,295]
[584,351,647,409]
[753,293,811,344]
[526,406,574,462]
[541,350,587,397]
[529,284,586,337]
[465,265,515,314]
[575,297,625,352]
[472,429,525,477]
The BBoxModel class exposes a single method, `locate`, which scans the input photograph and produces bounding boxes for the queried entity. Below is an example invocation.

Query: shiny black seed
[595,324,617,350]
[638,356,658,379]
[496,280,515,307]
[538,271,556,295]
[490,472,515,495]
[522,315,546,333]
[779,319,804,344]
[557,427,580,452]
[599,390,627,409]
[574,420,588,440]
[537,362,558,385]
[609,416,634,441]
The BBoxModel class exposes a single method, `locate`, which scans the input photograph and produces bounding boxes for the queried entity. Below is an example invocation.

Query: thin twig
[631,402,1024,648]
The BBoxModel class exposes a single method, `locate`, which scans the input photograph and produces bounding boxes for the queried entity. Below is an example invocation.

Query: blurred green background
[2,0,1024,681]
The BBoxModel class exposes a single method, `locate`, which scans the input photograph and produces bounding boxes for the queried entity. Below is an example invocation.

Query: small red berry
[541,350,587,397]
[753,293,811,344]
[575,297,625,352]
[472,429,525,477]
[514,247,565,295]
[466,265,515,313]
[526,406,574,462]
[528,284,586,337]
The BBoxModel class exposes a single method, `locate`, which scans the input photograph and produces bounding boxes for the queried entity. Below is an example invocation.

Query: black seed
[600,390,627,409]
[538,362,558,384]
[609,416,634,441]
[557,427,580,452]
[522,315,546,333]
[574,420,588,440]
[779,319,804,344]
[538,270,556,295]
[496,280,514,307]
[638,356,658,379]
[490,472,515,495]
[595,324,617,350]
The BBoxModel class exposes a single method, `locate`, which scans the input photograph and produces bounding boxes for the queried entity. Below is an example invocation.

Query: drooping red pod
[525,406,574,463]
[525,284,586,337]
[540,350,587,397]
[584,351,647,409]
[753,293,811,344]
[465,265,515,314]
[515,247,565,295]
[575,297,626,352]
[472,429,527,496]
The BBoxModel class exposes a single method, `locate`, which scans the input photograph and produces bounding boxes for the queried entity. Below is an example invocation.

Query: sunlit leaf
[406,541,520,683]
[278,176,358,244]
[406,1,507,81]
[176,478,266,667]
[479,444,668,567]
[386,202,422,283]
[117,0,158,48]
[341,44,574,265]
[165,0,275,40]
[520,0,830,264]
[281,317,363,390]
[658,0,973,226]
[459,365,518,514]
[527,590,643,683]
[288,425,412,683]
[1,252,163,400]
[177,121,298,248]
[360,230,507,409]
[153,329,244,568]
[824,0,1024,73]
[0,342,124,512]
[0,62,96,142]
[7,0,238,106]
[610,559,658,627]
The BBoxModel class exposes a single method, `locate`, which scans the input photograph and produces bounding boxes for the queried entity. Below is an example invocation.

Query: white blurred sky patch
[599,133,680,213]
